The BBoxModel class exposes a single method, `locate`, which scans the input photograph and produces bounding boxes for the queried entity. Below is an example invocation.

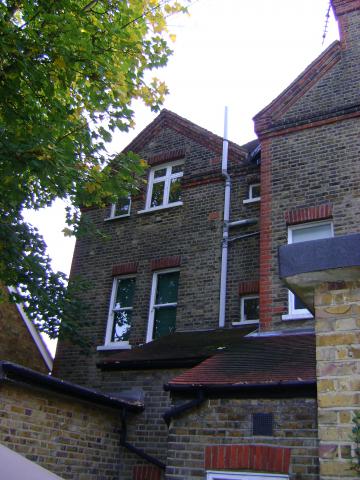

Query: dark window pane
[243,297,259,321]
[115,278,135,308]
[294,294,307,310]
[112,310,132,342]
[154,167,166,178]
[114,197,130,216]
[169,177,181,203]
[151,181,165,207]
[171,164,183,174]
[156,271,179,304]
[251,184,260,198]
[153,306,176,339]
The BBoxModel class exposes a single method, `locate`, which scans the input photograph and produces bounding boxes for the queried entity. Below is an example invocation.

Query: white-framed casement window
[207,472,289,480]
[234,295,259,325]
[105,197,131,220]
[141,160,183,212]
[243,183,260,204]
[283,221,333,320]
[146,269,180,342]
[100,276,136,349]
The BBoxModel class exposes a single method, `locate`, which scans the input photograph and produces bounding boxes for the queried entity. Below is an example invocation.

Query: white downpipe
[219,107,230,328]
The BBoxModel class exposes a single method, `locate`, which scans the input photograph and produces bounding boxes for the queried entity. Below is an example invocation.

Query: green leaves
[0,0,187,342]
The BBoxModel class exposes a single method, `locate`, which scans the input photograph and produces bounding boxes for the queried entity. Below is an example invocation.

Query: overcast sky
[25,0,339,278]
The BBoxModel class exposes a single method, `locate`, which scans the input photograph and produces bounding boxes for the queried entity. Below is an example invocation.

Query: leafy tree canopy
[0,0,187,341]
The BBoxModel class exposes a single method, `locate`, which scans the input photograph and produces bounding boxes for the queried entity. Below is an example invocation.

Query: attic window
[252,413,274,436]
[140,160,183,213]
[243,183,260,204]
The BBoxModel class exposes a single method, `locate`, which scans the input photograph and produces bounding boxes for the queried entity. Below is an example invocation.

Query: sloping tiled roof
[98,326,256,370]
[123,109,248,161]
[166,333,315,390]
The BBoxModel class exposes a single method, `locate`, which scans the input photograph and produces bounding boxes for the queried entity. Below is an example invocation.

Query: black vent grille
[252,413,273,436]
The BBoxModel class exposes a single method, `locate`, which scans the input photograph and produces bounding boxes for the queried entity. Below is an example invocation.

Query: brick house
[52,0,360,479]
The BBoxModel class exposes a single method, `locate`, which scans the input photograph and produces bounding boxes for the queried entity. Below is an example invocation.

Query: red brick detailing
[133,465,162,480]
[332,0,360,17]
[238,280,259,295]
[147,148,185,166]
[258,109,360,140]
[259,138,272,331]
[182,174,223,189]
[150,255,181,271]
[204,445,291,474]
[208,211,220,221]
[284,204,333,225]
[112,262,138,276]
[254,43,341,136]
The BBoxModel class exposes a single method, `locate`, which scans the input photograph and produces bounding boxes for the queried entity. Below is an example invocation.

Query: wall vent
[252,413,273,436]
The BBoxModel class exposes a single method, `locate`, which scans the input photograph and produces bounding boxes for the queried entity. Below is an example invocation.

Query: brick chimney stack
[331,0,360,48]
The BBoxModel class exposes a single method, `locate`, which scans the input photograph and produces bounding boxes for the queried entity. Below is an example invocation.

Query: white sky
[24,0,339,354]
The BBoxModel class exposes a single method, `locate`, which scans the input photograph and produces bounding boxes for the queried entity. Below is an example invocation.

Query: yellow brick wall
[315,280,360,480]
[0,382,124,479]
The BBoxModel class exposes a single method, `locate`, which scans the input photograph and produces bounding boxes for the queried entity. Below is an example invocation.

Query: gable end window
[243,183,260,204]
[103,276,136,348]
[142,160,183,212]
[283,221,333,320]
[105,197,131,220]
[147,269,180,342]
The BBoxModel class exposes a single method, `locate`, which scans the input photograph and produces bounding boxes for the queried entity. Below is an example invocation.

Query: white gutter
[219,107,230,328]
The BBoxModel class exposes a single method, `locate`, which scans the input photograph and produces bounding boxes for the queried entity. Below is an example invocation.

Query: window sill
[232,320,259,326]
[104,214,130,222]
[282,312,313,321]
[243,198,260,204]
[97,343,132,351]
[137,202,183,215]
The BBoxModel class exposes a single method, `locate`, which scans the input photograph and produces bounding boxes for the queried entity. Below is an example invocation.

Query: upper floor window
[233,295,259,325]
[146,269,180,342]
[104,276,136,347]
[243,183,260,204]
[285,221,333,319]
[145,160,183,211]
[106,196,131,220]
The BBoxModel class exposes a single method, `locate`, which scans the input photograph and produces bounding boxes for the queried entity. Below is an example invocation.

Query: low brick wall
[315,280,360,479]
[166,396,319,480]
[0,382,123,480]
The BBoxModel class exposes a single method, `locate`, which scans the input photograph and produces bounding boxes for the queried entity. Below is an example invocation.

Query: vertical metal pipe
[219,107,230,328]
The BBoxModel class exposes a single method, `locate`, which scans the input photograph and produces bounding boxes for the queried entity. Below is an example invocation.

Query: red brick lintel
[151,255,181,271]
[259,109,360,140]
[285,204,333,225]
[112,262,138,276]
[147,148,185,166]
[133,464,162,480]
[204,444,291,474]
[239,280,259,295]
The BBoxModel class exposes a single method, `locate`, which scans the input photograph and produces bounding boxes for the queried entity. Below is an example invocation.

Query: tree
[0,0,187,341]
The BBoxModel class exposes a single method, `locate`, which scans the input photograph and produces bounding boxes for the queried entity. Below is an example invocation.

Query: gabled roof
[254,41,341,136]
[165,333,315,392]
[98,326,256,370]
[6,287,53,372]
[123,109,248,161]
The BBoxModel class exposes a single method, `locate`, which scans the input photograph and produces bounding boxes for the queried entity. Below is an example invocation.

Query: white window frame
[146,268,179,343]
[243,183,261,204]
[139,160,184,213]
[282,220,333,320]
[97,275,135,350]
[207,472,289,480]
[104,196,131,221]
[233,295,259,325]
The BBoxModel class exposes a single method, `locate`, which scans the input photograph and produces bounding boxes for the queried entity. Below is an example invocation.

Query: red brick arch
[205,445,291,474]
